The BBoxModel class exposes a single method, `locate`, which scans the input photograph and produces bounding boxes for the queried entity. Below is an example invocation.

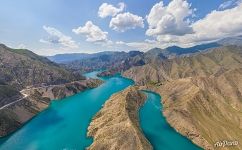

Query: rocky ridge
[123,46,242,150]
[87,86,152,150]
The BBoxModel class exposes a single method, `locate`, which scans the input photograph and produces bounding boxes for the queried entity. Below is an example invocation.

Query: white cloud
[109,12,144,32]
[41,26,78,49]
[142,0,242,48]
[218,0,241,10]
[146,0,194,37]
[98,2,125,18]
[179,2,242,44]
[124,41,173,51]
[219,0,234,10]
[116,41,125,45]
[72,21,109,43]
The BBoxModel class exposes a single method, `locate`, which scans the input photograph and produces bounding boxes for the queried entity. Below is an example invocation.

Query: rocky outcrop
[87,86,152,150]
[0,79,103,137]
[124,46,242,150]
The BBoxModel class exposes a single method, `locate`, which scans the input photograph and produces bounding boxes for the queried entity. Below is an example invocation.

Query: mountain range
[47,36,242,75]
[49,35,242,149]
[0,35,242,149]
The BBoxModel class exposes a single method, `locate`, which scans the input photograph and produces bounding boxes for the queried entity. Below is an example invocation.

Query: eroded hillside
[87,86,152,150]
[124,46,242,149]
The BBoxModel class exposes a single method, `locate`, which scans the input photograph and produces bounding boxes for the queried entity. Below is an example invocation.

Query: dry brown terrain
[0,79,103,137]
[124,46,242,150]
[87,86,152,150]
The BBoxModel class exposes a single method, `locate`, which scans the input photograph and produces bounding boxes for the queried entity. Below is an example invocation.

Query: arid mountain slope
[124,46,242,149]
[0,79,103,137]
[124,46,242,85]
[0,43,84,121]
[141,70,242,149]
[0,44,82,90]
[0,44,103,137]
[87,86,152,150]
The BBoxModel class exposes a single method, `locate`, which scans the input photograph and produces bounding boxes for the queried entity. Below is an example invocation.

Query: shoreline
[0,79,103,138]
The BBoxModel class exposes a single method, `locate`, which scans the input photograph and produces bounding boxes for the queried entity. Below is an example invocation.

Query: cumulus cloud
[142,0,242,49]
[146,0,194,37]
[109,12,144,32]
[98,2,125,18]
[179,2,242,44]
[72,21,109,43]
[41,26,78,49]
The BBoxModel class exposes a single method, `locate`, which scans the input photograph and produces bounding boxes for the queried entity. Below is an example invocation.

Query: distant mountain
[49,35,242,75]
[47,51,121,63]
[217,35,242,46]
[47,53,93,63]
[166,42,221,55]
[144,42,221,59]
[68,42,223,75]
[143,35,242,60]
[64,51,144,73]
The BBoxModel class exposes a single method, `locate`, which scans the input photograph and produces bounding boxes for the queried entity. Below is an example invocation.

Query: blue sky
[0,0,242,55]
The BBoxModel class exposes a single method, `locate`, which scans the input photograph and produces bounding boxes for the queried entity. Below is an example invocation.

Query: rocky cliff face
[0,78,103,137]
[124,46,242,150]
[87,86,152,150]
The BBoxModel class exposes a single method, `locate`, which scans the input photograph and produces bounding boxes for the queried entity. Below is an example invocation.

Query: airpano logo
[214,140,238,148]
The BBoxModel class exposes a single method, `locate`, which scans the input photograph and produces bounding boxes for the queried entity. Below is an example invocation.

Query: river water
[140,91,201,150]
[0,73,133,150]
[0,72,201,150]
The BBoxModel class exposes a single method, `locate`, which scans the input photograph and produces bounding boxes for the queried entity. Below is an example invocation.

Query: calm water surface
[140,91,202,150]
[0,73,133,150]
[0,72,201,150]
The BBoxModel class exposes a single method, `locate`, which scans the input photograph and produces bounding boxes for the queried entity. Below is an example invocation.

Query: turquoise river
[0,72,201,150]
